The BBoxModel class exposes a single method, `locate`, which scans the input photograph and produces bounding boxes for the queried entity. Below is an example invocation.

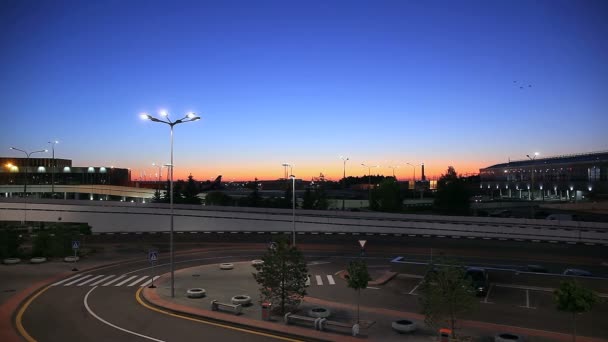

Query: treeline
[0,222,91,258]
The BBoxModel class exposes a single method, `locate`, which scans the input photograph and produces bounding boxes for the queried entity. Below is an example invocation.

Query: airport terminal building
[479,151,608,201]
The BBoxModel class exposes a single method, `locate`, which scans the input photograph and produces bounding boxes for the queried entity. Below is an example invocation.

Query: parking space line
[518,289,537,309]
[482,284,494,304]
[409,279,423,295]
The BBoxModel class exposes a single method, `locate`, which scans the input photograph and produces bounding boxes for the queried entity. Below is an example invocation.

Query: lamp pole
[10,147,48,196]
[290,174,296,246]
[388,165,399,179]
[526,152,539,201]
[141,110,200,298]
[152,162,164,199]
[48,140,59,197]
[340,156,349,210]
[361,163,378,206]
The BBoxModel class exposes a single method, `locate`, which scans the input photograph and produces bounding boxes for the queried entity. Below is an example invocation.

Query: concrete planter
[231,295,252,306]
[186,288,206,298]
[495,333,524,342]
[251,260,264,267]
[219,263,234,270]
[30,257,47,264]
[64,256,80,262]
[392,319,417,333]
[3,258,21,265]
[308,307,331,318]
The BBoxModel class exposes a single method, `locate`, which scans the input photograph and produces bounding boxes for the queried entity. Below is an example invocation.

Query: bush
[0,228,21,258]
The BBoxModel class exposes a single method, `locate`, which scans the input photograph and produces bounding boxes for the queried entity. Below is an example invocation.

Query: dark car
[465,267,489,296]
[563,268,592,277]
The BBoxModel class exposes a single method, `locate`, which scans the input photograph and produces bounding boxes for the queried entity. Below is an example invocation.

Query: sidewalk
[141,261,608,342]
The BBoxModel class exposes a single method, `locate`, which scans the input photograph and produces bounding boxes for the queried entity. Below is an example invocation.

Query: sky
[1,0,607,182]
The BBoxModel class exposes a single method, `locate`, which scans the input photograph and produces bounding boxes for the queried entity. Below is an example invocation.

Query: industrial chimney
[421,163,426,181]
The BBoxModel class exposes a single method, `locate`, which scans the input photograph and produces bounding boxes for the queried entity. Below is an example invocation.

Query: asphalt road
[15,239,608,341]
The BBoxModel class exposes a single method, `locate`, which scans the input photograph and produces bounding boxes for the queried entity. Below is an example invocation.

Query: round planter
[308,307,331,318]
[186,288,206,298]
[64,256,80,262]
[251,259,264,266]
[30,257,47,264]
[495,333,523,342]
[231,295,252,306]
[219,263,234,270]
[391,319,417,333]
[3,258,21,265]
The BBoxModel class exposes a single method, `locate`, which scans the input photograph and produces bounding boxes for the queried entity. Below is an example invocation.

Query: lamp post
[340,156,349,210]
[388,165,399,179]
[152,162,164,200]
[289,174,296,246]
[361,163,378,206]
[10,147,47,196]
[47,141,59,197]
[141,110,200,298]
[526,152,539,201]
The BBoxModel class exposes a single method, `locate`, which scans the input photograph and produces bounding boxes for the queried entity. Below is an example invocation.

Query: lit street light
[340,156,349,210]
[48,140,59,197]
[9,147,47,196]
[141,110,200,298]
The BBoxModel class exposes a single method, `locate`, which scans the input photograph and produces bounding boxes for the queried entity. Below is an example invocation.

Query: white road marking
[366,286,380,290]
[115,275,138,287]
[84,287,165,342]
[52,274,84,286]
[77,275,105,286]
[102,275,126,286]
[409,280,423,295]
[90,275,115,286]
[482,284,494,304]
[518,289,536,309]
[140,276,160,287]
[327,275,335,285]
[64,275,92,286]
[315,275,323,286]
[127,276,149,287]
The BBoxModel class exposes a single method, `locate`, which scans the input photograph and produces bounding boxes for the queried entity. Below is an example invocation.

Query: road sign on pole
[72,240,80,250]
[71,240,80,271]
[148,249,158,288]
[358,240,367,249]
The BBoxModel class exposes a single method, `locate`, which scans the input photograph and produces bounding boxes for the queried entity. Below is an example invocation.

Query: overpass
[0,199,607,245]
[0,184,155,201]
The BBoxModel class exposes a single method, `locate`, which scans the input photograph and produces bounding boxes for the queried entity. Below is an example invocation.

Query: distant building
[479,151,608,200]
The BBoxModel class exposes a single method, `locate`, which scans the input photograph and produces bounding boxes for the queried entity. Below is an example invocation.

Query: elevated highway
[0,199,607,245]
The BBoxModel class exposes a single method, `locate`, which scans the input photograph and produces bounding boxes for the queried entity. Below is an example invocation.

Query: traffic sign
[269,242,277,251]
[358,240,367,249]
[72,240,80,250]
[148,249,158,263]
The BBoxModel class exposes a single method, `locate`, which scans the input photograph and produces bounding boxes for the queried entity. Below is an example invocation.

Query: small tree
[434,166,471,215]
[419,259,477,336]
[347,259,371,323]
[370,179,402,212]
[554,280,599,342]
[253,238,308,314]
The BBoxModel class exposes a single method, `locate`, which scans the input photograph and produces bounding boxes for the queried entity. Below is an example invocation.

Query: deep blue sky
[1,0,607,180]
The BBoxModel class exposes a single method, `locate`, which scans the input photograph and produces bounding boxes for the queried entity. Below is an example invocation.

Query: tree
[302,187,315,209]
[370,179,402,212]
[253,238,308,314]
[554,280,599,342]
[434,166,472,215]
[346,259,371,323]
[419,259,477,336]
[302,187,329,210]
[0,227,21,258]
[183,174,202,204]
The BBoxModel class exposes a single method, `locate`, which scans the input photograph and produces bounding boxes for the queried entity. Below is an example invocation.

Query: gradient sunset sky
[1,0,607,181]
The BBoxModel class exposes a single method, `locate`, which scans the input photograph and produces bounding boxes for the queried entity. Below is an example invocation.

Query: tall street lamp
[340,156,349,210]
[526,152,539,201]
[388,165,400,179]
[10,147,48,196]
[289,174,296,246]
[152,162,164,199]
[48,140,59,197]
[361,163,379,206]
[141,110,200,298]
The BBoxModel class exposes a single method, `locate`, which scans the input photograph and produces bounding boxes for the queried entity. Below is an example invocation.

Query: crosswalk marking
[102,275,126,286]
[52,274,85,286]
[77,275,105,286]
[140,276,160,287]
[327,275,335,285]
[65,275,92,286]
[90,275,115,286]
[127,276,149,287]
[315,275,323,286]
[115,276,138,287]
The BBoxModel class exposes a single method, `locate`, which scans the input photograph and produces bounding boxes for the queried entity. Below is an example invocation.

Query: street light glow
[140,113,150,120]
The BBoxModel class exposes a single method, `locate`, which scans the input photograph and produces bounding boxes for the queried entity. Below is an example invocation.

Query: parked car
[563,268,592,277]
[465,267,489,296]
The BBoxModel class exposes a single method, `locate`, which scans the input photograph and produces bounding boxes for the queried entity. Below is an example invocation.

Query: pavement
[141,261,608,342]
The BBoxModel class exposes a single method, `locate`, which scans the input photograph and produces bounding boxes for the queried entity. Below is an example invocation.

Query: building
[479,151,608,201]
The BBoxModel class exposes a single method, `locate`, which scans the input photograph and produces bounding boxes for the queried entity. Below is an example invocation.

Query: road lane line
[327,275,335,285]
[127,276,149,287]
[140,276,160,287]
[115,275,138,286]
[315,275,323,286]
[102,275,126,286]
[51,274,84,286]
[77,275,105,286]
[135,288,302,341]
[90,275,115,286]
[64,274,92,286]
[16,285,53,342]
[84,287,165,342]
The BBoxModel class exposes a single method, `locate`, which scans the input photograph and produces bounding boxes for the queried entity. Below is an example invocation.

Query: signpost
[148,249,159,288]
[358,240,367,257]
[71,240,80,271]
